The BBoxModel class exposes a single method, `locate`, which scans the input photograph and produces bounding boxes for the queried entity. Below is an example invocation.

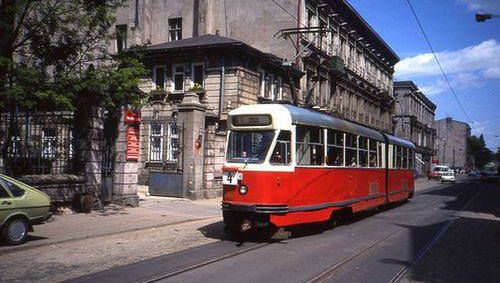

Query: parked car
[428,165,450,181]
[0,174,52,245]
[480,171,497,184]
[440,170,456,184]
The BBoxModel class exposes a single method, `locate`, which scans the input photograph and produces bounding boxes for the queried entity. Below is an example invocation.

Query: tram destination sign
[232,114,272,126]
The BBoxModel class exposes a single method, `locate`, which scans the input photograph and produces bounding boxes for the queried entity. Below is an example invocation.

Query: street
[3,177,498,283]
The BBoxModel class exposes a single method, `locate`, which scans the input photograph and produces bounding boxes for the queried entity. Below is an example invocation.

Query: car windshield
[227,131,275,163]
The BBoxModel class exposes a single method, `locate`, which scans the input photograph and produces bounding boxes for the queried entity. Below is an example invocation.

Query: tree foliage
[0,0,149,112]
[467,134,493,169]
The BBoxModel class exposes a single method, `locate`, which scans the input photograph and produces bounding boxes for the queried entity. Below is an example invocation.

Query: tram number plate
[222,171,238,186]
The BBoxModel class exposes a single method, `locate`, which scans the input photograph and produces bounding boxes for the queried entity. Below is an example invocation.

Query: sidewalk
[0,189,222,254]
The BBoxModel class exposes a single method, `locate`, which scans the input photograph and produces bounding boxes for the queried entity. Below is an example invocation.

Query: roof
[146,34,242,51]
[145,34,303,76]
[385,134,416,149]
[282,104,385,142]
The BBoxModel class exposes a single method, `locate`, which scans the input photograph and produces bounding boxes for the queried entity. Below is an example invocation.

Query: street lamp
[475,12,500,22]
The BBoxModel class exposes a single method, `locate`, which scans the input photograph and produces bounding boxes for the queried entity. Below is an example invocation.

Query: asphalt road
[67,178,497,283]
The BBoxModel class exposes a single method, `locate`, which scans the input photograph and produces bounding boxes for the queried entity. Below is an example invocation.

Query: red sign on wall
[125,109,141,124]
[126,126,140,161]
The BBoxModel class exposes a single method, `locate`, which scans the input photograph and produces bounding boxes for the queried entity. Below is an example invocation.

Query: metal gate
[147,117,184,197]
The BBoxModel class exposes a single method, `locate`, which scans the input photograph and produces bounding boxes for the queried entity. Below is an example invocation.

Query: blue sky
[348,0,500,151]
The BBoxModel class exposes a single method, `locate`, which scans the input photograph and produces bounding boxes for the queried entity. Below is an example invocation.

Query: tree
[495,148,500,162]
[0,0,148,112]
[467,134,493,169]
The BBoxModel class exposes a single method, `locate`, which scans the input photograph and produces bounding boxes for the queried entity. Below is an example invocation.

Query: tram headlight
[239,184,248,195]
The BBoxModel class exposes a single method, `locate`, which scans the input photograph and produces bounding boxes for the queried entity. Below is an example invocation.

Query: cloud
[459,0,500,12]
[395,40,500,95]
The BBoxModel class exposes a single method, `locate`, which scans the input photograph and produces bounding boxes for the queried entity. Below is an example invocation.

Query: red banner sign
[125,109,141,124]
[126,126,140,161]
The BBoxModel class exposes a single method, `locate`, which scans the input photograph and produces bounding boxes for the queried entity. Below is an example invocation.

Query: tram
[222,104,415,232]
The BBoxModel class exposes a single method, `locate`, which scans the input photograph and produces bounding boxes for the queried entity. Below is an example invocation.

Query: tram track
[145,181,478,283]
[306,181,480,283]
[140,241,272,283]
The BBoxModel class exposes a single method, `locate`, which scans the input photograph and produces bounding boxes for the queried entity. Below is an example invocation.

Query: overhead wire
[405,0,475,129]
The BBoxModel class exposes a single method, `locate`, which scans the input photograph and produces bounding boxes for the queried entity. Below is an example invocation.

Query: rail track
[133,181,478,283]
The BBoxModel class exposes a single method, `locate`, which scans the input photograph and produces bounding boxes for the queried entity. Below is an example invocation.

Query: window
[149,122,163,162]
[345,133,358,167]
[378,142,384,168]
[116,24,127,52]
[0,186,10,198]
[169,18,182,41]
[192,63,204,87]
[173,64,185,92]
[276,77,283,100]
[167,122,180,162]
[227,131,275,163]
[368,139,378,167]
[296,126,324,166]
[42,128,57,159]
[154,66,165,89]
[258,69,266,97]
[358,137,368,167]
[395,146,403,169]
[271,131,291,165]
[402,147,408,169]
[409,149,414,169]
[0,177,25,198]
[326,130,344,166]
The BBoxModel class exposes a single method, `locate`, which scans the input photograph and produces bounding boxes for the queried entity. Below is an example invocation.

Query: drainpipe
[219,57,225,117]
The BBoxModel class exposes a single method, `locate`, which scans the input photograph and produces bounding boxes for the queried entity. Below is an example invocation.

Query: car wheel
[1,217,29,245]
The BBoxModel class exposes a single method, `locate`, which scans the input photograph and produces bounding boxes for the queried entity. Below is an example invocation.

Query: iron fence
[0,112,77,177]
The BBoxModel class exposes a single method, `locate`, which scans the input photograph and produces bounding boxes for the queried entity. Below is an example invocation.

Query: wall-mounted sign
[126,126,140,161]
[125,109,141,124]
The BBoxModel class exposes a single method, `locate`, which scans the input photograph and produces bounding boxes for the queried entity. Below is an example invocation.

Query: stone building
[393,81,436,177]
[113,0,399,198]
[434,118,471,170]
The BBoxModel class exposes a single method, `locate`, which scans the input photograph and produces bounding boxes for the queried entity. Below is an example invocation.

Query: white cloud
[395,40,500,95]
[395,39,500,78]
[459,0,500,12]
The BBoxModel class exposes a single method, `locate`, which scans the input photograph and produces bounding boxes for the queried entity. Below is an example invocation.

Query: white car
[440,170,456,183]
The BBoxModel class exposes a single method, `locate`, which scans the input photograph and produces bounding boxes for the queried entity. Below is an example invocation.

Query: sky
[348,0,500,151]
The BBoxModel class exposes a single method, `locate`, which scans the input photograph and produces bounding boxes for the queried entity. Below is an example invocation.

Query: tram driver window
[345,133,358,167]
[326,130,344,166]
[296,126,324,165]
[271,131,291,165]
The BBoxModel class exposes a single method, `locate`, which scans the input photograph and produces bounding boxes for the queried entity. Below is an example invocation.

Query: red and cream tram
[222,104,415,232]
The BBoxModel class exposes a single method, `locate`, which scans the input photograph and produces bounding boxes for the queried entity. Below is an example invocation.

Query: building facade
[434,118,471,170]
[113,0,400,198]
[393,81,436,177]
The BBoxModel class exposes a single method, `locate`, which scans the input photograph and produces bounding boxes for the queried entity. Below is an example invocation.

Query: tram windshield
[227,131,275,163]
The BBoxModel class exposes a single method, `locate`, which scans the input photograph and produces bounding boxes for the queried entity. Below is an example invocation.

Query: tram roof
[384,134,416,149]
[281,104,385,142]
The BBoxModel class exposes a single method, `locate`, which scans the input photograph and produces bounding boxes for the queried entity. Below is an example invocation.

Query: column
[177,91,207,200]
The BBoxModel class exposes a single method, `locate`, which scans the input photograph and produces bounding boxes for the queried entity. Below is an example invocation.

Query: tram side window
[409,149,414,169]
[345,133,358,167]
[378,142,384,168]
[296,126,324,165]
[271,130,291,165]
[326,130,344,166]
[396,146,403,169]
[402,147,408,169]
[369,140,377,167]
[358,137,368,167]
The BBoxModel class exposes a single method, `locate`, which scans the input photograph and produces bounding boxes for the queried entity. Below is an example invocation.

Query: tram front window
[227,131,275,163]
